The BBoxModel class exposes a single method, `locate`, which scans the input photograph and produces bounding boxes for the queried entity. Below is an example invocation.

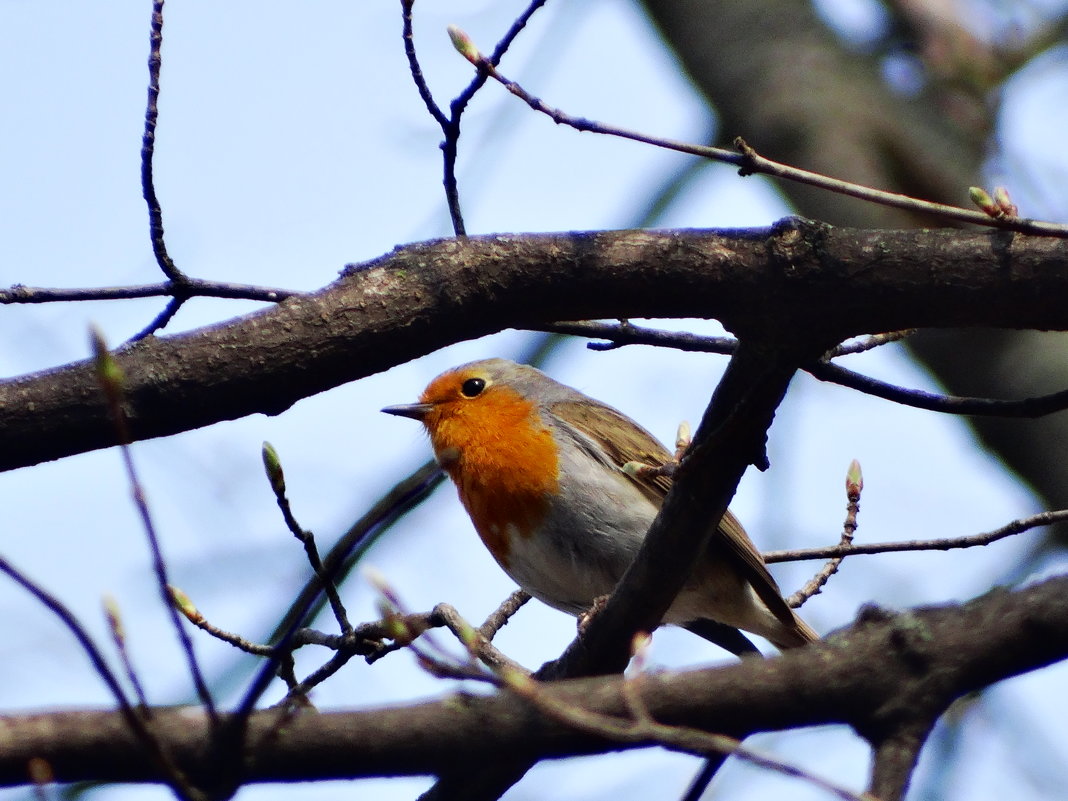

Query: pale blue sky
[1,2,1067,800]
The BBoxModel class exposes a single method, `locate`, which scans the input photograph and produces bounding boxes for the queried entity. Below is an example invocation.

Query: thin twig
[91,332,218,725]
[284,650,358,700]
[788,461,862,608]
[399,0,463,233]
[284,511,352,635]
[263,443,352,635]
[765,508,1068,563]
[0,556,203,801]
[478,589,531,640]
[434,602,530,675]
[180,583,451,679]
[402,0,551,235]
[103,596,151,708]
[237,460,445,713]
[131,296,184,342]
[810,360,1068,418]
[361,595,527,666]
[121,420,217,722]
[399,0,448,128]
[451,40,1068,238]
[829,330,917,357]
[451,0,550,116]
[177,597,275,657]
[537,319,736,354]
[369,578,527,680]
[538,319,1068,419]
[502,656,876,801]
[0,557,135,717]
[141,0,185,282]
[0,279,299,305]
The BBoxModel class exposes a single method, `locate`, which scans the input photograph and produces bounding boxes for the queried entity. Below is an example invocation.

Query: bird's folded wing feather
[550,399,798,629]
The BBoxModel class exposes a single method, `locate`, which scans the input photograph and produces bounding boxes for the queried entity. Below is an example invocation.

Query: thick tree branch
[3,223,1068,473]
[1,576,1065,788]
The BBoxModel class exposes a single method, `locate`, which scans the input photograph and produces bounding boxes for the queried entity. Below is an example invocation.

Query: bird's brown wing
[550,399,801,632]
[549,399,674,505]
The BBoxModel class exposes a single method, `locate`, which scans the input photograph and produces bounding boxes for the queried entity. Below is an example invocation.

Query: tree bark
[2,576,1065,788]
[3,225,1067,472]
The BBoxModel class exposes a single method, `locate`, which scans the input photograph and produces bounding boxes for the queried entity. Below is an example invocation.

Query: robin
[383,358,817,653]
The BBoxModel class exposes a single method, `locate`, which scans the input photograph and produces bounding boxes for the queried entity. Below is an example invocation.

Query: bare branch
[540,319,1068,419]
[504,665,876,801]
[399,0,448,128]
[764,509,1068,563]
[478,589,531,641]
[6,226,1068,473]
[450,0,549,115]
[0,279,299,305]
[828,330,917,356]
[141,0,185,284]
[90,333,217,724]
[261,443,352,636]
[448,40,1068,237]
[810,360,1068,418]
[3,576,1067,788]
[787,460,862,607]
[0,556,198,799]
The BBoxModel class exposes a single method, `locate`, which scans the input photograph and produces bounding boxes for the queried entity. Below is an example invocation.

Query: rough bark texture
[1,576,1064,787]
[3,224,1067,473]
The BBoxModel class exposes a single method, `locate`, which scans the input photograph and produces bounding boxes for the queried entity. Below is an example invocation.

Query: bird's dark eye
[461,377,486,398]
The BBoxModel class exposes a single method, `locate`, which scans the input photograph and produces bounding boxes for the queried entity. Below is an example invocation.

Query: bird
[382,358,817,654]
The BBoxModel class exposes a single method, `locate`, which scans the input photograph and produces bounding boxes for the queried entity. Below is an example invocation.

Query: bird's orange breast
[422,388,560,566]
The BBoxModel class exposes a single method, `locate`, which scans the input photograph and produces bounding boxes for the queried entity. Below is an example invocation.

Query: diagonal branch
[765,509,1068,563]
[543,320,1068,419]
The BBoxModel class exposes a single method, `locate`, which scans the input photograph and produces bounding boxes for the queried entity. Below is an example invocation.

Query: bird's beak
[381,402,434,421]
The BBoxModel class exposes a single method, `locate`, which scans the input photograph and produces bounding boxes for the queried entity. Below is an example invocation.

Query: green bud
[168,585,202,624]
[447,25,481,64]
[103,595,125,644]
[846,459,863,497]
[968,186,1000,217]
[261,441,286,496]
